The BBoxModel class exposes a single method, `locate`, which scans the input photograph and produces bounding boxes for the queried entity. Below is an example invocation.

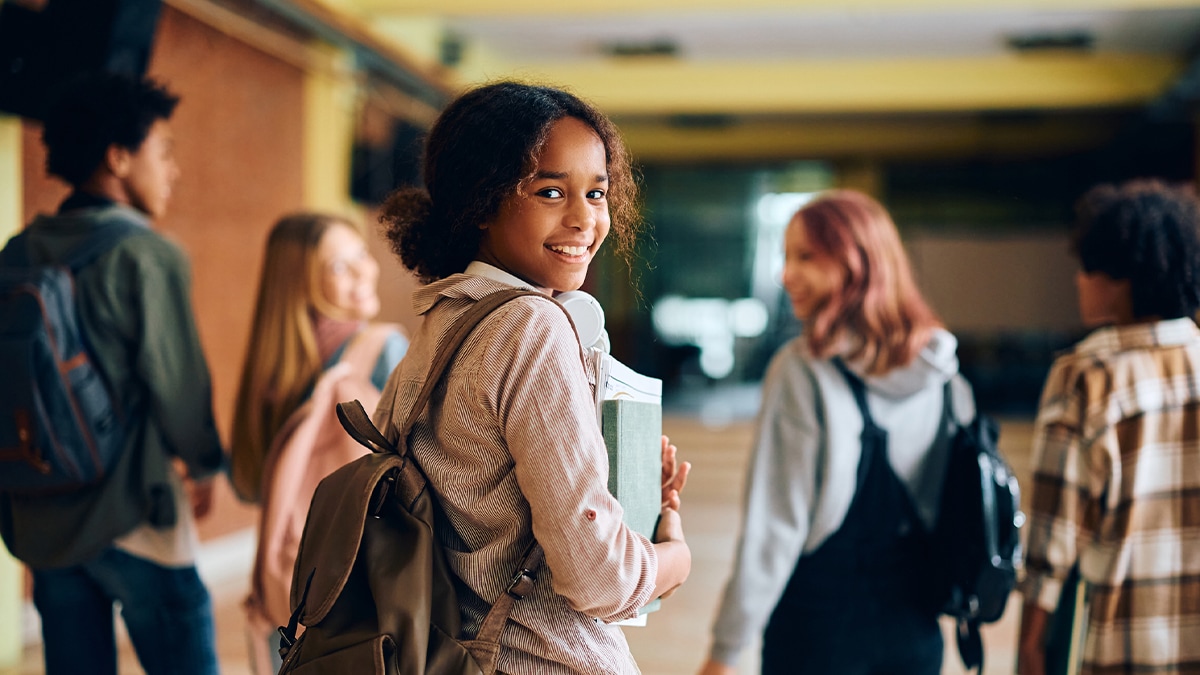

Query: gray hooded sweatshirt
[708,328,974,665]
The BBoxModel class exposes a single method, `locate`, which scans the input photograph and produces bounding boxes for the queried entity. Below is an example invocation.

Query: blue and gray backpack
[0,220,139,495]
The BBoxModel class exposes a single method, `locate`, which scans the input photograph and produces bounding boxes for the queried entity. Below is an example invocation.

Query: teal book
[601,399,663,616]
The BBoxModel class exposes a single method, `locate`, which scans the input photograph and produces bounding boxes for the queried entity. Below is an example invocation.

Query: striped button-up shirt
[1020,318,1200,674]
[374,272,656,675]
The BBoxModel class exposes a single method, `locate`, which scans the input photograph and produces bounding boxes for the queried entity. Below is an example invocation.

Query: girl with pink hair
[700,190,975,674]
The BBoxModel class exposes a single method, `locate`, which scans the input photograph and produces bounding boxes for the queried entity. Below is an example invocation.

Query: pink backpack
[244,323,402,673]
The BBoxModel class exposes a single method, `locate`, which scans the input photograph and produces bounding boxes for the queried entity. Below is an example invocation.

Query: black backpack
[930,380,1024,672]
[0,219,139,495]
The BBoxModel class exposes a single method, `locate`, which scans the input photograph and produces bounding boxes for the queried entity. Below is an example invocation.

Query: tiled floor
[11,411,1035,675]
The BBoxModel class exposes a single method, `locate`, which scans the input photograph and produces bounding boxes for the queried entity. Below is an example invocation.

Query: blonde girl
[230,213,407,503]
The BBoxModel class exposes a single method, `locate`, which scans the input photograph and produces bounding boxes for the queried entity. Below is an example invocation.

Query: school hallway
[8,388,1032,675]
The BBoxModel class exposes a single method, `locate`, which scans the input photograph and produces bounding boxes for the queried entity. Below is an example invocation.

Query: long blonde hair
[229,213,353,502]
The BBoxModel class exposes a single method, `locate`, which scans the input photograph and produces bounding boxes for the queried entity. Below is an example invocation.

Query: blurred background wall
[2,0,1200,663]
[4,0,1200,539]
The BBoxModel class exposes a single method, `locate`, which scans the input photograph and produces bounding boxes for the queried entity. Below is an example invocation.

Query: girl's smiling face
[781,216,845,321]
[476,116,611,294]
[315,222,380,320]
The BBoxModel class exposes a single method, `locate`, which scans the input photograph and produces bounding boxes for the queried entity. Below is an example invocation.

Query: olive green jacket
[0,204,224,569]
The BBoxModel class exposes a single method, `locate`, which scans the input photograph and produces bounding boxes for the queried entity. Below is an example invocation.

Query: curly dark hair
[42,71,179,187]
[379,81,641,283]
[1072,179,1200,320]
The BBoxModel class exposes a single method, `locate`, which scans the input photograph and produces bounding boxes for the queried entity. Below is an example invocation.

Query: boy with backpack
[1019,179,1200,675]
[0,71,224,675]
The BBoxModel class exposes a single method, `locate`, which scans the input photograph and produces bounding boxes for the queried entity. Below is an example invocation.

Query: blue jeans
[32,547,219,675]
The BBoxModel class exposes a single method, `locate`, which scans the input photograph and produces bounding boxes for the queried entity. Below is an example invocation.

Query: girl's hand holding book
[661,435,691,510]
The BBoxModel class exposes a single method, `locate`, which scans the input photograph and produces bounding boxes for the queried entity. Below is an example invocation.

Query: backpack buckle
[369,471,397,518]
[277,626,295,650]
[14,410,50,474]
[505,568,536,599]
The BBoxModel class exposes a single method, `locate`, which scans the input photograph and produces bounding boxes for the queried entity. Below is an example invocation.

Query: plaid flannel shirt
[1020,318,1200,674]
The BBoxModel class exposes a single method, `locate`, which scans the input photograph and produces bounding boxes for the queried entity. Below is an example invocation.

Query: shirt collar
[1073,318,1200,358]
[58,191,118,214]
[412,264,550,316]
[464,261,539,290]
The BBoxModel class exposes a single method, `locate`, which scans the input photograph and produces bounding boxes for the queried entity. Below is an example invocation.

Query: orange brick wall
[20,5,308,540]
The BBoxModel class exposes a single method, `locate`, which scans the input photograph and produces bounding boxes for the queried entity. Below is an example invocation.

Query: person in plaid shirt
[1018,179,1200,675]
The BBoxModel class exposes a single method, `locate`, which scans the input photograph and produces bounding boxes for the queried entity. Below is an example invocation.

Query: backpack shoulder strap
[0,217,144,271]
[476,539,544,643]
[941,376,959,427]
[942,374,979,431]
[62,220,143,271]
[396,288,559,442]
[336,289,549,456]
[335,288,564,645]
[0,230,32,267]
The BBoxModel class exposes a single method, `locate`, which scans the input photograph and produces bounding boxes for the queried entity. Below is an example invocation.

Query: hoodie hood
[845,327,960,400]
[20,205,151,262]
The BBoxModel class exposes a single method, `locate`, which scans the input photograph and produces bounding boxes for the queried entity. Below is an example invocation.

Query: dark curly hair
[379,81,641,283]
[1072,179,1200,320]
[42,71,179,188]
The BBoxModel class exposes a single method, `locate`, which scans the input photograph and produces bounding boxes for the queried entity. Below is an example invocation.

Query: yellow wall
[0,115,24,668]
[0,117,18,240]
[303,42,358,214]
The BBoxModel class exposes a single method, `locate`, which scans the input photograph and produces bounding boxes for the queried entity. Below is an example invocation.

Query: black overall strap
[832,357,884,491]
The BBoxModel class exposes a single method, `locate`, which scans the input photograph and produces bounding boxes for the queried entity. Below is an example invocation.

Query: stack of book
[556,289,665,624]
[599,355,663,623]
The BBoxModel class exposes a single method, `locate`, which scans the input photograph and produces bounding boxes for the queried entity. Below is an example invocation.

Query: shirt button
[585,509,597,521]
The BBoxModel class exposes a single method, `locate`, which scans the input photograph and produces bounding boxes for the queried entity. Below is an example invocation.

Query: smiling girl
[232,213,410,673]
[374,82,690,674]
[230,213,408,504]
[700,190,975,675]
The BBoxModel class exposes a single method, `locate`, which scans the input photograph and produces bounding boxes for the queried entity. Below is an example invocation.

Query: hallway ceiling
[324,0,1200,161]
